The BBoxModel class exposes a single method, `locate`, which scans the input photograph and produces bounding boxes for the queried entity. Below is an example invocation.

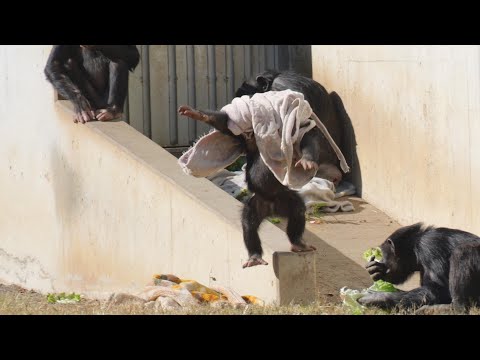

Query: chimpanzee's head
[379,223,425,284]
[234,70,280,98]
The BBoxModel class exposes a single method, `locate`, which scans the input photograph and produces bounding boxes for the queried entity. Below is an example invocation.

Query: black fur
[236,70,348,177]
[178,104,319,267]
[358,223,480,311]
[44,45,140,122]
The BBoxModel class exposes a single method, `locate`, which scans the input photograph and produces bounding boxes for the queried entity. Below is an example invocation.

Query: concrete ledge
[1,100,316,305]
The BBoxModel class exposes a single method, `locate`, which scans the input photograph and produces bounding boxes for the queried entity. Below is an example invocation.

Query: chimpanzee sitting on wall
[44,45,140,124]
[358,223,480,312]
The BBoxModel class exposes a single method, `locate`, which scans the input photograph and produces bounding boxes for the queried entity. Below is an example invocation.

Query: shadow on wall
[50,142,82,224]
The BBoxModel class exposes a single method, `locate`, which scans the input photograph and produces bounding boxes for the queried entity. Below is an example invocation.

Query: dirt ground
[1,282,476,315]
[0,282,360,315]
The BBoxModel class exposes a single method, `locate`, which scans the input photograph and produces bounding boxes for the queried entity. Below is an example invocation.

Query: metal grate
[126,45,311,150]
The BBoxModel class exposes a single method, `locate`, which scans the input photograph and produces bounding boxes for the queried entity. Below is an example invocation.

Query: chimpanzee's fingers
[366,263,385,272]
[365,260,381,269]
[82,111,90,123]
[371,272,385,282]
[97,111,108,121]
[178,105,192,114]
[366,264,386,276]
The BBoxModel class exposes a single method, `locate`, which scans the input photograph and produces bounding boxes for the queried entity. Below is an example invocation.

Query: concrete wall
[312,45,480,235]
[0,45,316,304]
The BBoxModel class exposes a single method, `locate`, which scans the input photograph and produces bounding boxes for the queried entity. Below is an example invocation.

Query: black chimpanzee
[178,104,324,268]
[44,45,140,124]
[358,223,480,312]
[235,70,348,185]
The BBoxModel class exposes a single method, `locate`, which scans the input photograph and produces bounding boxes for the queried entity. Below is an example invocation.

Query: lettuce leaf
[363,247,383,261]
[367,279,399,292]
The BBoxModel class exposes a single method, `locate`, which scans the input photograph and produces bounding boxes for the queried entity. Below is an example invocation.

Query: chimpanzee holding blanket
[178,90,349,268]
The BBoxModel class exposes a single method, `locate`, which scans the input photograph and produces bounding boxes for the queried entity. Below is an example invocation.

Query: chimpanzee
[235,70,348,185]
[358,223,480,312]
[178,103,324,268]
[44,45,140,124]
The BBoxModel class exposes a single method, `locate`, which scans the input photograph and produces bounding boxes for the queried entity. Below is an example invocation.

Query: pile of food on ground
[107,274,264,311]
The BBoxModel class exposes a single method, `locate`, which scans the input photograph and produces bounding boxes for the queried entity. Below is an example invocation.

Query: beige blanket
[179,90,349,190]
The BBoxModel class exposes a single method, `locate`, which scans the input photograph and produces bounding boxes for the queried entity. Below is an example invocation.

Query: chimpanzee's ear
[235,81,257,98]
[255,75,270,92]
[387,238,395,254]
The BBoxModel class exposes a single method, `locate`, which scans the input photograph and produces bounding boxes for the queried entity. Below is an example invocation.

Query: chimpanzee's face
[379,237,413,284]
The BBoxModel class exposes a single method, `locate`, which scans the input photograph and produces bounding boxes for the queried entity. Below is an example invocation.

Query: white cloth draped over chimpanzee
[178,89,350,191]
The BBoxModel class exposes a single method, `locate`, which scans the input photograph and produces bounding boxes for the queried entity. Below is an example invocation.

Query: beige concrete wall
[312,46,480,235]
[0,45,316,304]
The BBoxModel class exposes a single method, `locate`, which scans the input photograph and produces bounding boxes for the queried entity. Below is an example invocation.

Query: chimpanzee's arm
[44,45,95,122]
[178,106,235,136]
[97,60,129,120]
[360,257,446,310]
[357,287,439,310]
[82,45,140,71]
[44,46,84,102]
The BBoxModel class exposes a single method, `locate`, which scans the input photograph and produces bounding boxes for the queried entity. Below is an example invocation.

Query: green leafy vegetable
[362,247,383,262]
[47,292,81,304]
[235,189,251,202]
[268,217,281,224]
[367,279,399,292]
[309,202,329,216]
[340,287,366,315]
[362,248,399,292]
[226,157,246,172]
[340,247,399,314]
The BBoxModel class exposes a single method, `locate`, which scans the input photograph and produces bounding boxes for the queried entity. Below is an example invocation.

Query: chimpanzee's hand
[95,106,122,122]
[74,96,95,124]
[178,105,208,122]
[295,157,319,172]
[365,256,388,282]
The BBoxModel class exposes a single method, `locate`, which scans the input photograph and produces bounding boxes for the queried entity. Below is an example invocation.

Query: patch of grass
[1,284,477,315]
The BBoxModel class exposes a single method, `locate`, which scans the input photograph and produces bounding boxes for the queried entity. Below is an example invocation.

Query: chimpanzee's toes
[242,256,268,268]
[291,243,317,252]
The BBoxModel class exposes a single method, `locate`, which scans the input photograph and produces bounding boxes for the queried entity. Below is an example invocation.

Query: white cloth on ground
[207,168,356,213]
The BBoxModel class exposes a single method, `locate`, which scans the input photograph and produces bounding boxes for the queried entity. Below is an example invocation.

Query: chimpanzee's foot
[95,109,122,122]
[295,157,319,171]
[242,254,268,268]
[178,105,208,122]
[291,242,317,252]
